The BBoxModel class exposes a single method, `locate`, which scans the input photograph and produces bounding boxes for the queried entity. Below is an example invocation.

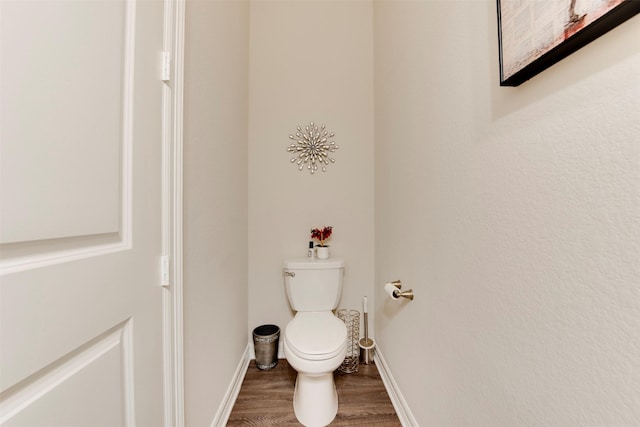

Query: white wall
[248,1,375,339]
[183,1,249,425]
[374,1,640,426]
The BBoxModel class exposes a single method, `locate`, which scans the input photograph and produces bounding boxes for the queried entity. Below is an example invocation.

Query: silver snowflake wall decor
[287,122,338,174]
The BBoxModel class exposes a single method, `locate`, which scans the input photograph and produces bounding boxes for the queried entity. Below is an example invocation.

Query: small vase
[316,246,329,259]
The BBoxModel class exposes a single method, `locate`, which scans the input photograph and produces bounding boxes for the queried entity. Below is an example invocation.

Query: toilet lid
[285,312,347,360]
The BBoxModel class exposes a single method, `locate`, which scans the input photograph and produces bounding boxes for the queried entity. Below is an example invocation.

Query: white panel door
[1,0,167,425]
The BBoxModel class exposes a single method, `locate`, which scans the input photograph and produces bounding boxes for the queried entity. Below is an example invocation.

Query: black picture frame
[497,0,640,86]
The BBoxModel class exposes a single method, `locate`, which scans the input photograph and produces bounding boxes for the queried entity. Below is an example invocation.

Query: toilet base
[293,371,338,427]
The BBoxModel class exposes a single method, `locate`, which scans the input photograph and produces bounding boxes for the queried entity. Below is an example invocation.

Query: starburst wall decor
[286,122,338,174]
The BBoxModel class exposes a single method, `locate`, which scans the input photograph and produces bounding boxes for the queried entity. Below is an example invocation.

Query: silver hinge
[160,255,170,287]
[161,51,171,82]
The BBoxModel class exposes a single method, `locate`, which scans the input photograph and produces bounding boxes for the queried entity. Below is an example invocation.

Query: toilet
[283,258,347,427]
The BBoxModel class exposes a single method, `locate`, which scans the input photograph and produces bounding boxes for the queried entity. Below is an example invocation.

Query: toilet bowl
[284,312,347,427]
[283,257,346,426]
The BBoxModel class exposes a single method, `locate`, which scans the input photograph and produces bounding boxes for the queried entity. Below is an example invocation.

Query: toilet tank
[284,258,345,312]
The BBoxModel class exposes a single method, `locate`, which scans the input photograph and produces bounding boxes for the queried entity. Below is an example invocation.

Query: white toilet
[283,258,347,427]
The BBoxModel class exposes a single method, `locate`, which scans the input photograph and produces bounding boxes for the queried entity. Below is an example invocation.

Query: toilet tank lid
[284,258,345,269]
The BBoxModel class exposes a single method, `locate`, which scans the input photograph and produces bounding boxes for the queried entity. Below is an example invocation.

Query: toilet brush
[359,296,375,364]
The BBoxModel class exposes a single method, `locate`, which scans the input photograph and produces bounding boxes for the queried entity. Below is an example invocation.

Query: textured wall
[183,1,249,425]
[374,1,640,425]
[248,1,375,341]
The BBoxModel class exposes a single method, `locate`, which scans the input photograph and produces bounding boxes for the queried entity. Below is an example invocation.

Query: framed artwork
[497,0,640,86]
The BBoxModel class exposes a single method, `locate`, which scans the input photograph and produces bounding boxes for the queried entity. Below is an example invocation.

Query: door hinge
[160,255,170,287]
[161,51,171,82]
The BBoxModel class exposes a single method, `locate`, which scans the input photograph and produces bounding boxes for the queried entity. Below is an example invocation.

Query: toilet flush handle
[284,270,295,277]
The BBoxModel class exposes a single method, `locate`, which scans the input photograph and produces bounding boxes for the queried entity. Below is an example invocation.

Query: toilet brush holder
[359,337,376,365]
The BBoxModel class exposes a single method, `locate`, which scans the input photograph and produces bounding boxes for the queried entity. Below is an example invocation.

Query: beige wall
[248,1,375,340]
[183,1,249,425]
[374,1,640,426]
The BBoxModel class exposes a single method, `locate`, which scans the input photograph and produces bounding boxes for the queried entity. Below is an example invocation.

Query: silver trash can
[252,324,279,370]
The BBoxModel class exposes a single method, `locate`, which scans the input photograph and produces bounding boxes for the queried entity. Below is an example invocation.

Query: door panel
[1,0,126,244]
[2,322,131,427]
[0,0,166,425]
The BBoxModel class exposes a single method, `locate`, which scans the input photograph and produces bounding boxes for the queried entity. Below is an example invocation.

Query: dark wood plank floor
[227,360,401,426]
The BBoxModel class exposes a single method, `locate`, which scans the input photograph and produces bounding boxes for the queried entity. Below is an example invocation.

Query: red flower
[310,226,333,247]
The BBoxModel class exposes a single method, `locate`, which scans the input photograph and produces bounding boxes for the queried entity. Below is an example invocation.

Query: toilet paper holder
[386,280,414,301]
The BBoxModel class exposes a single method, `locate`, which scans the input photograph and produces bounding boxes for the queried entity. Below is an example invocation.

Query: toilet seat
[285,312,347,361]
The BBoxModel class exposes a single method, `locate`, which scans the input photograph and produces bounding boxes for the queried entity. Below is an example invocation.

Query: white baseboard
[374,347,419,427]
[209,344,251,427]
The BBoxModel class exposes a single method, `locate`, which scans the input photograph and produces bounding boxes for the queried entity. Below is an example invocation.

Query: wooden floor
[227,360,401,426]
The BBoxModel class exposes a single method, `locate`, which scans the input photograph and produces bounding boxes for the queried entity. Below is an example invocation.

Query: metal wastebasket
[252,324,280,370]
